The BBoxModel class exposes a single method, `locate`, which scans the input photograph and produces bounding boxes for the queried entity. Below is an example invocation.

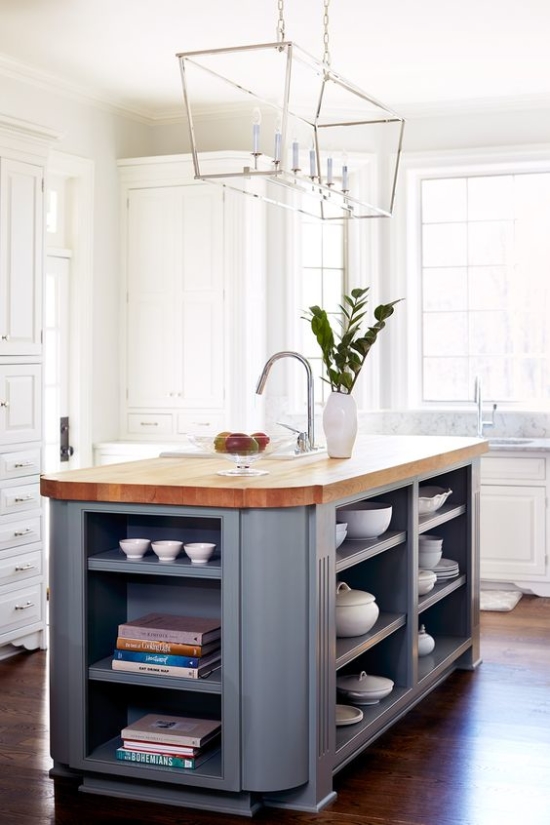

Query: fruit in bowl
[188,431,294,476]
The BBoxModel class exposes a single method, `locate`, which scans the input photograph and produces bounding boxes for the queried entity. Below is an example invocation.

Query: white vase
[323,391,358,458]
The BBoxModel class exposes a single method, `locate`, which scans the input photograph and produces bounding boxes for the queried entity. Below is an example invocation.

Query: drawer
[0,481,41,515]
[0,549,42,587]
[127,414,173,435]
[0,514,41,551]
[177,411,225,434]
[0,582,42,634]
[0,447,41,480]
[481,455,546,482]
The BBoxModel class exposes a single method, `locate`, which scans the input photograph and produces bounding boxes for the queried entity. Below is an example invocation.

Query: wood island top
[40,435,488,509]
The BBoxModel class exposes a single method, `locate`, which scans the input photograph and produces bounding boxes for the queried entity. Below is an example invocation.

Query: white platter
[336,704,364,726]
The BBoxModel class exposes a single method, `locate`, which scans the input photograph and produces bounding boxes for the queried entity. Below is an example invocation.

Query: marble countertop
[487,437,550,451]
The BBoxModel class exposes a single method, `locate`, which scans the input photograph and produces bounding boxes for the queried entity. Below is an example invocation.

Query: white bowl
[183,542,216,565]
[336,582,379,637]
[418,486,453,515]
[335,523,348,549]
[338,502,392,539]
[337,671,394,704]
[151,540,183,562]
[418,569,437,596]
[418,546,443,569]
[119,538,151,559]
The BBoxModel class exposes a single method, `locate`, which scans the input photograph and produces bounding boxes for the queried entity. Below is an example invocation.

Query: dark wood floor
[1,596,549,825]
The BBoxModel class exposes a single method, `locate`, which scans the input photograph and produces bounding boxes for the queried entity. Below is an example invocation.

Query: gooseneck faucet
[256,351,315,452]
[474,376,497,437]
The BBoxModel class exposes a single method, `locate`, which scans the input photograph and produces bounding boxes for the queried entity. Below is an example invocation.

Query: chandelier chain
[323,0,331,66]
[277,0,285,42]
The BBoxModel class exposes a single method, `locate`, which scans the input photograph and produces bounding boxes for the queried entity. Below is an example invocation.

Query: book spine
[117,625,213,644]
[113,649,200,668]
[123,739,198,756]
[112,659,201,680]
[115,637,205,656]
[115,748,201,769]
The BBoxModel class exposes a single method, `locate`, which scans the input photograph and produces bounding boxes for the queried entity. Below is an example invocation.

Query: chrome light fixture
[177,0,405,220]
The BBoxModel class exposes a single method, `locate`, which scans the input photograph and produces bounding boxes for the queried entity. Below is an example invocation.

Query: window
[299,219,347,406]
[418,167,550,405]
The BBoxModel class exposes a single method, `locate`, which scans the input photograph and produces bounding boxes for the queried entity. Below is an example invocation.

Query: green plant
[303,287,401,394]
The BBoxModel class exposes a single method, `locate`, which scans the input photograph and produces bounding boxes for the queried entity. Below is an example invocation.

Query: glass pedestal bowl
[188,432,295,476]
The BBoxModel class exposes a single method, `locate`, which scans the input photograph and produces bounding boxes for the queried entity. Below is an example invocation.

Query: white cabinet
[0,363,42,444]
[0,158,43,357]
[480,452,550,595]
[119,154,266,443]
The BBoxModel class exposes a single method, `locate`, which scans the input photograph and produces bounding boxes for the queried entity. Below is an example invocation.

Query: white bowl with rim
[336,522,348,549]
[338,502,392,539]
[418,545,443,569]
[183,542,216,565]
[119,538,151,559]
[418,569,437,595]
[151,540,183,562]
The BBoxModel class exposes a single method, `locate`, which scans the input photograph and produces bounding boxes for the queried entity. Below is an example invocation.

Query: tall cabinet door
[0,364,42,445]
[0,158,43,357]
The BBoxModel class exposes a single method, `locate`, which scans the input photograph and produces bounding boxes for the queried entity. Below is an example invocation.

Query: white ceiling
[1,0,549,121]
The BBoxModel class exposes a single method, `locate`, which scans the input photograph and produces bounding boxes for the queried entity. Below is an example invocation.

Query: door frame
[46,151,94,468]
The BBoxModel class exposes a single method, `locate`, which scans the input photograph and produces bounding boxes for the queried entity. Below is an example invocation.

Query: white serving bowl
[418,486,453,515]
[151,540,183,562]
[119,538,151,559]
[336,522,348,549]
[338,501,392,539]
[336,582,379,637]
[337,670,394,705]
[418,546,443,569]
[183,542,216,565]
[418,569,437,596]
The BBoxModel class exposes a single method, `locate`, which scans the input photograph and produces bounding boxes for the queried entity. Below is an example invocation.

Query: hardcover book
[117,613,221,645]
[111,656,220,679]
[115,636,219,657]
[115,747,216,769]
[122,739,199,756]
[120,713,221,748]
[112,648,221,670]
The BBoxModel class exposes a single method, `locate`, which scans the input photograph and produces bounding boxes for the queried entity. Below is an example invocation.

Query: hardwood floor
[1,596,549,825]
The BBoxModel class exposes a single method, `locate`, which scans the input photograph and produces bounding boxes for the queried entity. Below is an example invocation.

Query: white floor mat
[480,590,523,612]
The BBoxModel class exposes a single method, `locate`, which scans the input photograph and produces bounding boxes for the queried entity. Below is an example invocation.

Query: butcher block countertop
[41,435,488,509]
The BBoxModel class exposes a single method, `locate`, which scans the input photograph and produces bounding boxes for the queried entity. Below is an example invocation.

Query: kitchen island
[41,434,487,815]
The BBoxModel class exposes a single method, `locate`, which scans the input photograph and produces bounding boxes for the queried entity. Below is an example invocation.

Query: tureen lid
[336,670,394,692]
[336,581,376,605]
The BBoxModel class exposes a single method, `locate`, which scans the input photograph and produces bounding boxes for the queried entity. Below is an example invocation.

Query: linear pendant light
[177,0,405,220]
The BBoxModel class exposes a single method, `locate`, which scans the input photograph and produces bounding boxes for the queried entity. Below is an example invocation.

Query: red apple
[251,431,270,452]
[213,431,231,453]
[225,432,259,455]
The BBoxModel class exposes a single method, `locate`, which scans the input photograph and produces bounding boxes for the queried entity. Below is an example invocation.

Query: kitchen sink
[488,437,534,446]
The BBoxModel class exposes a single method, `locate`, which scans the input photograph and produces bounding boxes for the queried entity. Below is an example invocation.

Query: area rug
[480,590,523,612]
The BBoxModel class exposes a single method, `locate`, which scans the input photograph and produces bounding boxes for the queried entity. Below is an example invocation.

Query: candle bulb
[292,137,300,171]
[327,156,333,186]
[274,117,282,163]
[342,151,349,191]
[252,107,261,154]
[309,144,316,177]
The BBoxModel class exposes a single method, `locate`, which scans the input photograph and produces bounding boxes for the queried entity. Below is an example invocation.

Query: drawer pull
[15,563,36,572]
[13,461,35,469]
[14,528,33,537]
[14,495,34,503]
[140,421,158,426]
[14,601,35,610]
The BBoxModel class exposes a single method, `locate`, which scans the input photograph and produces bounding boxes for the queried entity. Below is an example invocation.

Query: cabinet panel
[0,364,42,444]
[480,484,546,578]
[0,480,41,516]
[0,446,41,478]
[0,548,42,587]
[0,158,43,356]
[0,582,42,635]
[482,454,545,481]
[0,513,41,551]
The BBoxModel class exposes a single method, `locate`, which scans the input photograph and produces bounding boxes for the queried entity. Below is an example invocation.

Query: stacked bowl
[418,534,443,569]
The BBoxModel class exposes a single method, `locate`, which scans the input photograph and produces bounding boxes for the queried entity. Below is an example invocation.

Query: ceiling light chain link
[277,0,285,42]
[323,0,331,67]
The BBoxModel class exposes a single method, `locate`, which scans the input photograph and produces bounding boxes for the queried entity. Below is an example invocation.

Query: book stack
[116,712,221,770]
[112,613,221,679]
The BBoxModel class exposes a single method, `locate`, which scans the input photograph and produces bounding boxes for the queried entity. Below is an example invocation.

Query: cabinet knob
[1,334,9,341]
[140,421,158,427]
[0,400,9,408]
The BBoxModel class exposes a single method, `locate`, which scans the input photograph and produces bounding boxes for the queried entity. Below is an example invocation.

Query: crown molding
[397,94,550,119]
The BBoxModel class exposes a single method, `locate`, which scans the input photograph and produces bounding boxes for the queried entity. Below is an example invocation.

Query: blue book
[113,649,200,668]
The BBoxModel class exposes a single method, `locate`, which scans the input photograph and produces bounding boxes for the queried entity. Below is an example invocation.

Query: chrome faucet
[256,351,316,452]
[474,376,497,437]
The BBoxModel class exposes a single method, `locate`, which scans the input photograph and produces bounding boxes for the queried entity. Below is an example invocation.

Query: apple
[225,432,259,455]
[251,431,270,452]
[213,431,231,453]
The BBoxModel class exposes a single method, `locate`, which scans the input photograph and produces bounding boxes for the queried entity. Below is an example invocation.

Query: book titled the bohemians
[115,747,215,769]
[121,713,221,748]
[117,613,221,645]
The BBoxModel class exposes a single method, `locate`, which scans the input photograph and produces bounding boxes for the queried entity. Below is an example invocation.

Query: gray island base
[41,434,487,816]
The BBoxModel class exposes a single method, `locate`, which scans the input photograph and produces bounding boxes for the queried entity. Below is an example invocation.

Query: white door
[43,254,72,473]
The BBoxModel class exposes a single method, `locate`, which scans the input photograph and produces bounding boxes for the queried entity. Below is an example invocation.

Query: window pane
[422,268,467,311]
[423,357,469,401]
[468,176,514,220]
[322,223,344,268]
[468,266,510,311]
[422,178,467,222]
[422,224,467,267]
[423,312,468,356]
[468,221,514,266]
[301,222,323,267]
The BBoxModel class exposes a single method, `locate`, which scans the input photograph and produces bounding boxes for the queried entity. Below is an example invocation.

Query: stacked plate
[433,557,459,581]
